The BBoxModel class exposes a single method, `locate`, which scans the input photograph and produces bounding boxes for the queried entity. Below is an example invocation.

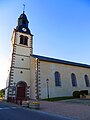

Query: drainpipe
[36,58,39,100]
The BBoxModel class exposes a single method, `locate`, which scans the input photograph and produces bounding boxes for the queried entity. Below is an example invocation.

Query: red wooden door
[16,82,26,100]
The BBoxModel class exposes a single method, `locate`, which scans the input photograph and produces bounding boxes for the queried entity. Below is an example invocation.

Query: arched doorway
[16,81,27,100]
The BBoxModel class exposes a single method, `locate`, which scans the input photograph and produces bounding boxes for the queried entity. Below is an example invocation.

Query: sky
[0,0,90,89]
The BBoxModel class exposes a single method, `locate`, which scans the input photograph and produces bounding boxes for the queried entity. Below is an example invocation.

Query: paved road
[0,101,74,120]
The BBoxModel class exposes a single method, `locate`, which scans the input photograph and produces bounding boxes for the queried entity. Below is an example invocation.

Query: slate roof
[31,54,90,68]
[19,13,27,20]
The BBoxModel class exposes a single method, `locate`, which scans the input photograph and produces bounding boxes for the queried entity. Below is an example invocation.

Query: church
[5,11,90,101]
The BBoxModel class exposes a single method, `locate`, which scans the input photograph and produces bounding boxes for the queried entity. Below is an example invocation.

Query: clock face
[22,28,27,32]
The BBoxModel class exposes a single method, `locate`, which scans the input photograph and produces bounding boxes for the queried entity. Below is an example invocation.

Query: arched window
[54,71,61,86]
[71,73,77,87]
[84,75,90,87]
[20,35,28,45]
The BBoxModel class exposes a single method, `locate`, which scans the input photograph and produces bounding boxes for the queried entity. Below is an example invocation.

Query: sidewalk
[39,99,90,120]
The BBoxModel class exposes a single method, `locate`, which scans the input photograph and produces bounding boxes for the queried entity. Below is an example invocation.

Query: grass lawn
[43,96,74,101]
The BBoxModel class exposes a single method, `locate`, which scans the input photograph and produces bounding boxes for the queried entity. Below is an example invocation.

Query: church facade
[5,12,90,100]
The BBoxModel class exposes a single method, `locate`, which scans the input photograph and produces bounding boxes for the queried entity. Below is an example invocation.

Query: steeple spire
[16,7,31,34]
[23,4,25,13]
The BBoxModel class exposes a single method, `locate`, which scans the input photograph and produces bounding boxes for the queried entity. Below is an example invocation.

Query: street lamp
[46,78,49,99]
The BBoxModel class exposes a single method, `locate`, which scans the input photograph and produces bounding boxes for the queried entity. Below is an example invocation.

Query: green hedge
[73,91,80,98]
[73,90,88,98]
[80,90,88,96]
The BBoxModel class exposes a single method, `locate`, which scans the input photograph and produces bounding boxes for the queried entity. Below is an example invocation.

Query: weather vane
[23,4,25,13]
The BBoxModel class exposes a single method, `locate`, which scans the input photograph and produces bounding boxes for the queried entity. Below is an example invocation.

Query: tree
[0,89,5,98]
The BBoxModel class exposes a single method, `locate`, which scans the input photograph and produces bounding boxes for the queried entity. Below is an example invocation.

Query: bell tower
[15,11,33,54]
[6,10,33,101]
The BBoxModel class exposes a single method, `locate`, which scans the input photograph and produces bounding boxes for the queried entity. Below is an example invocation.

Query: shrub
[73,91,80,98]
[80,90,88,96]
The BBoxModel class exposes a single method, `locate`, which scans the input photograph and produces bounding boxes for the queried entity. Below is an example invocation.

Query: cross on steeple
[23,4,25,13]
[16,6,31,34]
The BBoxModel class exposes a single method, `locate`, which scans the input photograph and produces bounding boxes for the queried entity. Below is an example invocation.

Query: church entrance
[16,81,27,100]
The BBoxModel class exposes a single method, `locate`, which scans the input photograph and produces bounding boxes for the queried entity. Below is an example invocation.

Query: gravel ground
[40,99,90,120]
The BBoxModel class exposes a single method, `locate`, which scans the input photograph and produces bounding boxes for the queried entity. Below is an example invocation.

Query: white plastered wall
[14,55,30,68]
[39,61,90,99]
[12,69,30,85]
[30,57,36,99]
